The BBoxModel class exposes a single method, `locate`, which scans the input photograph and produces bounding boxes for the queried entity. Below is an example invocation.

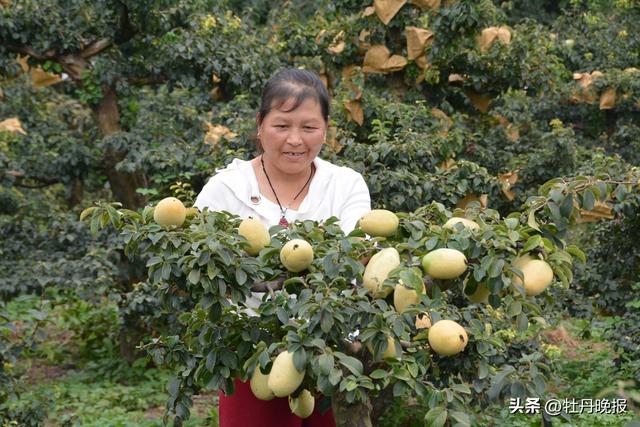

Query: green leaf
[451,383,471,394]
[188,268,201,285]
[146,256,163,267]
[168,376,180,397]
[507,301,522,317]
[473,265,486,282]
[235,268,247,286]
[548,202,561,222]
[320,311,334,333]
[478,361,489,379]
[399,268,424,292]
[614,183,628,201]
[582,189,595,211]
[318,354,334,375]
[293,348,307,372]
[425,407,448,427]
[338,355,363,376]
[425,236,439,250]
[276,308,288,325]
[560,194,574,217]
[449,410,471,427]
[516,313,528,332]
[565,245,586,263]
[596,181,608,201]
[527,211,540,231]
[504,218,518,230]
[488,259,505,278]
[488,366,515,401]
[523,235,542,252]
[510,381,526,400]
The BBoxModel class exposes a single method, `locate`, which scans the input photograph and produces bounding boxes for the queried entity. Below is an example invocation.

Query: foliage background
[1,0,639,425]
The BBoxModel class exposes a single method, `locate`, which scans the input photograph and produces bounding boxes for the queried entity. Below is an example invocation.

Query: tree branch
[114,0,137,44]
[5,170,60,188]
[80,38,113,59]
[5,44,57,60]
[6,37,113,82]
[14,180,60,189]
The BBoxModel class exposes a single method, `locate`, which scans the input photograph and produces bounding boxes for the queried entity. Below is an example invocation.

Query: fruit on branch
[444,217,479,230]
[289,389,315,419]
[363,247,400,297]
[267,350,305,397]
[368,335,401,360]
[393,280,425,313]
[250,367,275,401]
[358,209,399,237]
[185,207,199,219]
[153,197,187,227]
[513,257,554,296]
[238,217,271,256]
[422,248,468,280]
[466,282,490,303]
[280,239,314,272]
[428,319,468,356]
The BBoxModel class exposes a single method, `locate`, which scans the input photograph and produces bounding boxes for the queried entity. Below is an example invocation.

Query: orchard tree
[0,0,281,208]
[82,164,640,425]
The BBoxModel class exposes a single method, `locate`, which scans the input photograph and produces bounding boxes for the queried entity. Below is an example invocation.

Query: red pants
[218,379,336,427]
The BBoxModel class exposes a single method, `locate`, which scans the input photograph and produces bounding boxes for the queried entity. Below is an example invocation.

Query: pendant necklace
[260,155,315,227]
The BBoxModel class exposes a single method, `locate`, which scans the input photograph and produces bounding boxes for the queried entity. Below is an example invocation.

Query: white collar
[215,157,330,213]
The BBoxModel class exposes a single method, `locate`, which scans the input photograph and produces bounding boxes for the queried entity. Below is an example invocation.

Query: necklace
[260,155,315,227]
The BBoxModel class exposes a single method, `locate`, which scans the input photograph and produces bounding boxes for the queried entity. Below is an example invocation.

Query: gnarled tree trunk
[332,394,373,427]
[94,84,147,209]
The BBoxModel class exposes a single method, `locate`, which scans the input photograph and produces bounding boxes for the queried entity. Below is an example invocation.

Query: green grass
[21,367,216,426]
[5,294,216,426]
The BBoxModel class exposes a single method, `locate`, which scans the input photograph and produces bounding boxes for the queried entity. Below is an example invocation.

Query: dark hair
[258,68,329,125]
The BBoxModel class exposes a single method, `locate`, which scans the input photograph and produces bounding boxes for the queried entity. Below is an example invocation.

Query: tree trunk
[118,321,144,364]
[370,385,395,422]
[332,395,373,427]
[67,176,84,208]
[94,84,147,209]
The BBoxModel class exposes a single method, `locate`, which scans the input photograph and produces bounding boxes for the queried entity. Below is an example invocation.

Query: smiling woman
[195,68,371,234]
[193,68,372,427]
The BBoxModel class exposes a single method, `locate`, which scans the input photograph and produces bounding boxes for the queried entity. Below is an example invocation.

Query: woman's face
[258,97,326,176]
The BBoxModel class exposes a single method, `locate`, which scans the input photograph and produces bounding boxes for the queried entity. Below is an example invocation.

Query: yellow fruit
[267,351,305,397]
[153,197,187,227]
[250,367,275,401]
[289,389,315,419]
[185,207,199,219]
[393,281,425,313]
[513,259,554,296]
[238,217,270,256]
[359,209,399,237]
[467,283,490,303]
[428,319,468,356]
[513,254,533,270]
[367,335,400,360]
[444,217,480,230]
[363,247,400,297]
[415,312,432,329]
[280,239,314,272]
[422,248,467,280]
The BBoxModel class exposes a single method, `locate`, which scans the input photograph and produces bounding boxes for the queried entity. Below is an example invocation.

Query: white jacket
[194,157,371,233]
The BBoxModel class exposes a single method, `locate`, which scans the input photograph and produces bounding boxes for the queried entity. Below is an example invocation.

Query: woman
[194,69,371,427]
